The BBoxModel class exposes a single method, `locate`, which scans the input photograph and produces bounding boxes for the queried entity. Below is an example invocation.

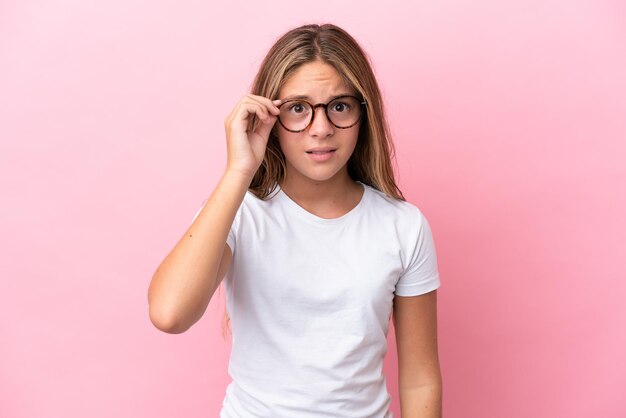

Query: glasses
[277,95,367,133]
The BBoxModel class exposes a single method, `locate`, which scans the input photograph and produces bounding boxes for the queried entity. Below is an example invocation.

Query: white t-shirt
[193,180,441,417]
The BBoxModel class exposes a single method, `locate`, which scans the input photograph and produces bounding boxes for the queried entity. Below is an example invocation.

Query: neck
[278,173,364,219]
[279,174,358,202]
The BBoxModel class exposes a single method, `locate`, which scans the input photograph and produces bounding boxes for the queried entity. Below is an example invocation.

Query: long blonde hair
[220,23,406,340]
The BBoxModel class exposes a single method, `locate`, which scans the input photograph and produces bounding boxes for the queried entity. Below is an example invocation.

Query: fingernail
[272,99,282,104]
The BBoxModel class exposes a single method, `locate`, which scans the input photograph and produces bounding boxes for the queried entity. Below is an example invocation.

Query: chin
[304,168,346,183]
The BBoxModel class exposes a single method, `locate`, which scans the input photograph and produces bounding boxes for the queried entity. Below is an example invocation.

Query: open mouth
[305,149,336,161]
[306,150,336,154]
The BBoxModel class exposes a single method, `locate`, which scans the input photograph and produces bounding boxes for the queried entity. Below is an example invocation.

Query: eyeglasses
[277,95,367,133]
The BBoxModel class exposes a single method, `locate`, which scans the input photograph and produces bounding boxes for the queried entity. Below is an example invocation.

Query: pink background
[1,1,625,417]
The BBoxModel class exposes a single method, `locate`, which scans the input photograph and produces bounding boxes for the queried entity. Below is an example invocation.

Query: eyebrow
[281,93,352,102]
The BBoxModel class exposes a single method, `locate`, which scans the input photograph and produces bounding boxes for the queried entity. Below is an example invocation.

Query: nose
[308,105,334,137]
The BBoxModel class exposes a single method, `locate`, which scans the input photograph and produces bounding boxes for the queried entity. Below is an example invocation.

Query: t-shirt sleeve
[394,208,441,296]
[190,198,240,253]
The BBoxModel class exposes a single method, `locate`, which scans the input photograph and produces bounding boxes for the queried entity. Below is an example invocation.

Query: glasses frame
[276,95,367,133]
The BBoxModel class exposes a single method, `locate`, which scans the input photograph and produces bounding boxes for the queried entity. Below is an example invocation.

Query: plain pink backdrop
[1,1,625,417]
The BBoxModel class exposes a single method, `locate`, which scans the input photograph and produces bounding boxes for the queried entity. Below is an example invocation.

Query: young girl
[148,23,442,418]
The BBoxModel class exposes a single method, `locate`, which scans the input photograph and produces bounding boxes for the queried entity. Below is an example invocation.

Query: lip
[306,149,336,162]
[306,147,337,153]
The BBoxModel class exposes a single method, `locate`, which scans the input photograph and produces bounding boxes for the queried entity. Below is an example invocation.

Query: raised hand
[224,94,282,180]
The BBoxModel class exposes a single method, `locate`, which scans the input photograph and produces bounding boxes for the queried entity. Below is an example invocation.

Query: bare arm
[393,290,442,418]
[147,94,281,334]
[147,170,250,334]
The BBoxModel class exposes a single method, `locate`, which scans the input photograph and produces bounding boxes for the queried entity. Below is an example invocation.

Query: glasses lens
[327,96,362,128]
[278,96,363,131]
[279,100,313,131]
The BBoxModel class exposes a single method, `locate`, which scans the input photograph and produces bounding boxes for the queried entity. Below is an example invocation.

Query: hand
[224,94,282,180]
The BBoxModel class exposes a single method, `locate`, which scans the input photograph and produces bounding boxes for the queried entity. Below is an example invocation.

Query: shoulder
[363,183,427,227]
[236,187,282,221]
[241,187,280,207]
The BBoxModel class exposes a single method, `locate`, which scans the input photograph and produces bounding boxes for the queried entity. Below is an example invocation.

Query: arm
[147,94,281,334]
[147,170,250,334]
[393,289,442,418]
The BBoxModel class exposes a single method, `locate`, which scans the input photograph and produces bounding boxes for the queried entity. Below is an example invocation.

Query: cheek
[277,131,302,152]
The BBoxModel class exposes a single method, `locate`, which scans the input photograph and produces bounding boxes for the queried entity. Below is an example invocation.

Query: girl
[148,23,442,418]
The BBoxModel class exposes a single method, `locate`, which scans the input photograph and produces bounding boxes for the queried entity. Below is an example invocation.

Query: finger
[230,101,270,133]
[246,94,282,115]
[226,96,281,135]
[226,95,265,124]
[253,114,277,141]
[271,99,282,114]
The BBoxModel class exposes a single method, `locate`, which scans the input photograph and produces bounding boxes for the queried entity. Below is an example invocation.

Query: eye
[287,101,309,114]
[330,101,351,112]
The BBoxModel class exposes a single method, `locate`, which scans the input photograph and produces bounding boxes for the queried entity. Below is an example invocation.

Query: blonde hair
[219,23,406,340]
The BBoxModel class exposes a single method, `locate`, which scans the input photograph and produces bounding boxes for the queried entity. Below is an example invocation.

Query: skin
[394,290,442,417]
[275,59,364,218]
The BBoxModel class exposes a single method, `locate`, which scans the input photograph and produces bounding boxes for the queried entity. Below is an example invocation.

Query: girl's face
[276,60,360,186]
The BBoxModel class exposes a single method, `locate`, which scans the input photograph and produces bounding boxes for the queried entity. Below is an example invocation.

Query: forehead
[280,60,352,99]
